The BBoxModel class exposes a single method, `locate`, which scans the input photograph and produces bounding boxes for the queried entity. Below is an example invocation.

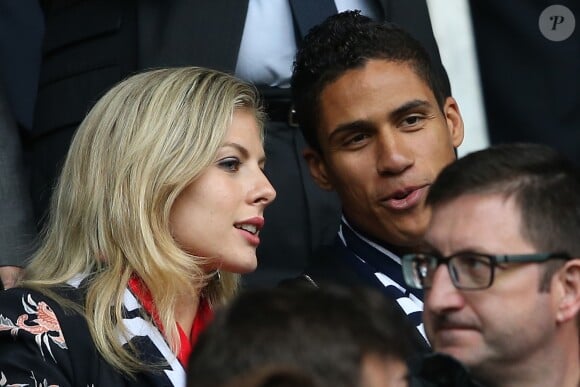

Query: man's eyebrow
[451,247,495,256]
[327,120,373,144]
[390,99,431,118]
[327,99,433,143]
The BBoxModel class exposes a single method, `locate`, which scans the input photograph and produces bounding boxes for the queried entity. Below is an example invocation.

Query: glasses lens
[449,254,493,289]
[403,254,436,289]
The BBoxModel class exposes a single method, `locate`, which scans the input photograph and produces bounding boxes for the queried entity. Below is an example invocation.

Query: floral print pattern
[0,286,178,385]
[0,295,67,362]
[0,370,59,387]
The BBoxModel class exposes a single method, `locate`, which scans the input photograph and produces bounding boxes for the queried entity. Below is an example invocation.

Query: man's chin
[345,212,427,247]
[385,227,427,249]
[436,346,479,367]
[434,335,485,369]
[386,214,431,246]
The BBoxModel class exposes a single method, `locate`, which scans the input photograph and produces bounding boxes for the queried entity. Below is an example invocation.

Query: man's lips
[432,324,481,345]
[436,323,478,332]
[432,316,481,333]
[381,185,429,210]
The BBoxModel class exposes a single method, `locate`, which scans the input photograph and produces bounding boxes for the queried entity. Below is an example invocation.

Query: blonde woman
[0,67,276,386]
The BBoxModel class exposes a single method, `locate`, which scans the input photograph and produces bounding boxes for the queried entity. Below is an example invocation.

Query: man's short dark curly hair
[291,10,450,153]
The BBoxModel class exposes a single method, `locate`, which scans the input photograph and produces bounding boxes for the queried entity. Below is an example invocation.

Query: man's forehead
[425,193,529,255]
[320,59,428,96]
[317,60,437,131]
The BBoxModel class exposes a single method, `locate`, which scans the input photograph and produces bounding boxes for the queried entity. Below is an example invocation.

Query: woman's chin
[218,255,258,274]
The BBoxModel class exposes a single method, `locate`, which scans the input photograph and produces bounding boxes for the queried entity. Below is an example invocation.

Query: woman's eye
[218,158,241,172]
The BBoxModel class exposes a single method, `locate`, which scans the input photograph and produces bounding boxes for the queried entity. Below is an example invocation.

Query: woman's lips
[234,217,264,247]
[237,228,261,246]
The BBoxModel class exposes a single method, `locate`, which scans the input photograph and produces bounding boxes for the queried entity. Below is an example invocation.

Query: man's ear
[443,97,465,149]
[303,147,334,191]
[554,259,580,324]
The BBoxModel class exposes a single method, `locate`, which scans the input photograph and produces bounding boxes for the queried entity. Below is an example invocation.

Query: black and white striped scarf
[336,216,428,343]
[68,275,186,386]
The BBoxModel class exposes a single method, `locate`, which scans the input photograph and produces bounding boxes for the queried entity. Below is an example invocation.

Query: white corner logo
[539,5,575,41]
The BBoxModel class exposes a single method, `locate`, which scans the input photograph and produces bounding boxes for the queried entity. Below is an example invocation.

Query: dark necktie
[289,0,338,38]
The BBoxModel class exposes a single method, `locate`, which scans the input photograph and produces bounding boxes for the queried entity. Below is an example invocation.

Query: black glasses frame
[402,252,571,290]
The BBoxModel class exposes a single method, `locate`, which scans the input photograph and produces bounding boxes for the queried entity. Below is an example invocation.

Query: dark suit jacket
[29,0,446,287]
[0,86,37,268]
[281,243,431,351]
[0,0,43,268]
[470,0,580,166]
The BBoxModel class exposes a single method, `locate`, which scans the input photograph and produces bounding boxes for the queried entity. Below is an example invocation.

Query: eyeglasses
[401,252,571,290]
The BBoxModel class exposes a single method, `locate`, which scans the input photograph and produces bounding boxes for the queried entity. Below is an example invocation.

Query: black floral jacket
[0,285,186,387]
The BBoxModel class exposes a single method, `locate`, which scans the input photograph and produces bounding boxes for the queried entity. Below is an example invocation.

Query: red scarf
[128,276,213,367]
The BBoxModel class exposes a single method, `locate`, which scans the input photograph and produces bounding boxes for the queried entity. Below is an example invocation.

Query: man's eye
[401,115,424,127]
[459,255,491,270]
[344,133,370,146]
[218,158,241,172]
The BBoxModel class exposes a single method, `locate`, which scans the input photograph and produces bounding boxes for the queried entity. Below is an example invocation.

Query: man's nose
[375,131,414,175]
[425,265,466,314]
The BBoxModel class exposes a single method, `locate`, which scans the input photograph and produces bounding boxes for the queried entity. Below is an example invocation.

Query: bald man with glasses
[402,143,580,387]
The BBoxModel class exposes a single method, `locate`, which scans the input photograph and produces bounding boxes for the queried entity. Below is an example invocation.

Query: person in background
[469,1,579,166]
[285,10,464,346]
[0,0,43,289]
[403,143,580,387]
[0,84,37,290]
[0,67,276,386]
[188,285,422,387]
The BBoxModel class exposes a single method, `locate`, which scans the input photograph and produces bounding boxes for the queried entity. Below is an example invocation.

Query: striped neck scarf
[336,216,428,343]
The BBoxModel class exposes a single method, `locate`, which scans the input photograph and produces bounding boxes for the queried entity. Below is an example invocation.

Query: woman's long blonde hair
[22,67,265,375]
